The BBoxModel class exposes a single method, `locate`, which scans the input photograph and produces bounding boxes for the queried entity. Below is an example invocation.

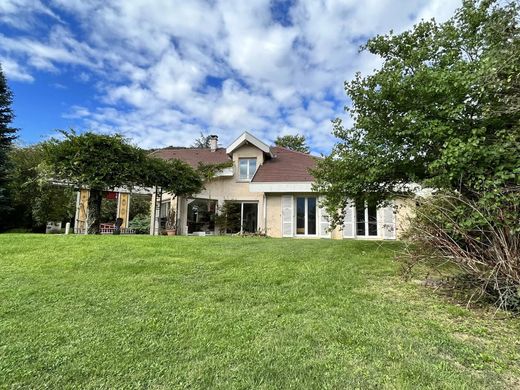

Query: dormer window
[239,158,257,181]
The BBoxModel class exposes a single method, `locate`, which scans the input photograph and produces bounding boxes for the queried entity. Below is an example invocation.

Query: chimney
[209,135,218,152]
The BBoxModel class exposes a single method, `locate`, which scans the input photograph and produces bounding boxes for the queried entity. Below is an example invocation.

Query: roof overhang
[226,131,272,156]
[249,181,314,193]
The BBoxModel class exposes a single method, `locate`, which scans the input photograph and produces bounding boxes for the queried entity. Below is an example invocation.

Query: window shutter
[281,195,294,237]
[379,204,396,239]
[319,198,331,238]
[343,202,355,238]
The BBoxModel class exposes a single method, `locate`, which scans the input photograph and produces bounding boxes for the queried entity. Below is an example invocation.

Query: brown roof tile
[149,147,230,168]
[150,145,318,182]
[252,147,318,182]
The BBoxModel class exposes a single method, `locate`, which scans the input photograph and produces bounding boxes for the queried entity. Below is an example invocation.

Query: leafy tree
[0,64,18,228]
[129,195,152,220]
[313,0,520,228]
[7,145,75,231]
[144,156,203,197]
[274,134,310,153]
[44,130,203,234]
[191,132,211,148]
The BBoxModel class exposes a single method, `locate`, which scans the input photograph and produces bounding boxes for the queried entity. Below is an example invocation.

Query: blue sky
[0,0,460,154]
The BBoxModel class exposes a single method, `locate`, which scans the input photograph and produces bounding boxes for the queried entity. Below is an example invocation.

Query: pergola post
[75,189,89,234]
[117,192,130,228]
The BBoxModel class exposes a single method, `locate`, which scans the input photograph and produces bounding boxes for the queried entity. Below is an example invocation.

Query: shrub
[128,214,150,235]
[401,188,520,311]
[214,202,241,234]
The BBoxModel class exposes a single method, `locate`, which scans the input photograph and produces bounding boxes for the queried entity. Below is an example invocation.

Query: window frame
[225,201,258,233]
[295,196,317,236]
[355,201,378,238]
[238,158,257,181]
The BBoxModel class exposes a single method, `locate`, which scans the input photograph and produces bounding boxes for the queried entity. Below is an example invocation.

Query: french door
[355,200,378,237]
[296,196,317,236]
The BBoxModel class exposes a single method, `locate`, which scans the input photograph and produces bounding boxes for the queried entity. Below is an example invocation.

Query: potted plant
[164,208,177,236]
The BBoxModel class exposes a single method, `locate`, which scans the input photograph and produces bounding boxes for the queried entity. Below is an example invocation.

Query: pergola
[74,187,155,234]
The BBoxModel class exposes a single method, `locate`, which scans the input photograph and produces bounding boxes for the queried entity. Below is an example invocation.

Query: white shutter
[319,198,331,238]
[379,203,396,239]
[281,195,294,237]
[343,201,355,238]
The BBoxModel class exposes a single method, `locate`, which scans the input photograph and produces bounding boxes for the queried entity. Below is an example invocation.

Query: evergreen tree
[0,64,18,228]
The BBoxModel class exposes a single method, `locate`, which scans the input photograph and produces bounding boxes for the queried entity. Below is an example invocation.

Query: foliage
[43,130,151,191]
[145,157,203,197]
[401,189,520,311]
[1,235,520,388]
[313,0,520,229]
[127,213,150,234]
[0,64,18,228]
[100,197,117,223]
[129,195,151,219]
[191,132,212,148]
[214,202,241,234]
[6,145,75,230]
[196,161,233,182]
[274,134,310,153]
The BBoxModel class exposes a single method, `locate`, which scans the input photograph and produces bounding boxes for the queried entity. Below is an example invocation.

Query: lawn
[0,235,519,389]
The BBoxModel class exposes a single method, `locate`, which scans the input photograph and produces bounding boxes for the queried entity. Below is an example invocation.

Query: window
[355,200,378,237]
[238,158,257,180]
[296,196,317,235]
[159,201,170,230]
[220,201,258,234]
[159,201,170,218]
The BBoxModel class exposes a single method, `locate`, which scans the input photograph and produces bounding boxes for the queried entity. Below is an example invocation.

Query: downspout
[151,186,157,235]
[175,195,179,235]
[263,193,267,235]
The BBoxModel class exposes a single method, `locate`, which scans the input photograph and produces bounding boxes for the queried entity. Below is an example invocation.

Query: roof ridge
[153,146,225,151]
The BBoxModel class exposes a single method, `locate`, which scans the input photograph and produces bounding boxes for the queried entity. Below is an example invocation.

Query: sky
[0,0,461,154]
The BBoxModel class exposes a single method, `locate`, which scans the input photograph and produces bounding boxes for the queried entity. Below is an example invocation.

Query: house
[146,131,411,239]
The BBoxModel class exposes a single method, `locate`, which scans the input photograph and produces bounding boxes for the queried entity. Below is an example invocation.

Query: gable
[226,132,271,156]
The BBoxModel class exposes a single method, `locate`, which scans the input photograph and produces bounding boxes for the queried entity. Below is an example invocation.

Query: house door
[242,203,258,233]
[295,196,317,236]
[221,202,258,234]
[355,200,378,237]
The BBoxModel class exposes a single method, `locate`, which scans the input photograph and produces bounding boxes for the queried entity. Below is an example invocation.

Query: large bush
[403,189,520,310]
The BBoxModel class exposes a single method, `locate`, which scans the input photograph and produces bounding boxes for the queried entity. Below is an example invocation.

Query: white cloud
[0,57,34,82]
[0,0,462,153]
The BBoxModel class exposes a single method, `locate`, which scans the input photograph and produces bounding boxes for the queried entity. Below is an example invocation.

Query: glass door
[295,196,317,236]
[242,203,258,233]
[355,200,378,237]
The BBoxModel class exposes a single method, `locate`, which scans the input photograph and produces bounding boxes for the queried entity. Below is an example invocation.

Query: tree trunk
[87,189,102,234]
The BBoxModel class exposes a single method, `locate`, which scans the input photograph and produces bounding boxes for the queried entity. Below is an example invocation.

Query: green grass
[0,235,519,389]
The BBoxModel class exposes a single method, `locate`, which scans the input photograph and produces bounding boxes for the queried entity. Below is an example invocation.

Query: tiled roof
[150,145,318,182]
[149,147,231,168]
[252,147,318,182]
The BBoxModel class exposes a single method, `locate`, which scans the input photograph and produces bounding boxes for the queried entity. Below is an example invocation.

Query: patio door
[355,200,378,237]
[242,203,258,233]
[222,201,258,234]
[296,196,317,236]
